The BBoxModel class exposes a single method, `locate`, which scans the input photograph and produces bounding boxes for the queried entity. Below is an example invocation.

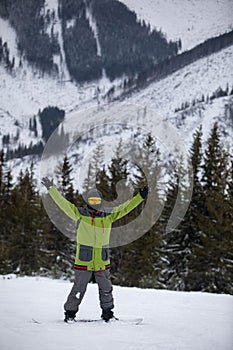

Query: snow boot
[101,309,114,322]
[64,310,76,323]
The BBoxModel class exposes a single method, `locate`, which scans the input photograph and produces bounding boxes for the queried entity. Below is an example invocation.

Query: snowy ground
[0,276,232,350]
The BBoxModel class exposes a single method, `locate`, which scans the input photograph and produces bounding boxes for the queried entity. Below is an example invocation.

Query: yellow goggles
[88,197,102,205]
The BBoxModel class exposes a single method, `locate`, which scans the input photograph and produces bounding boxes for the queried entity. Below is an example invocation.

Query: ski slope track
[0,276,232,350]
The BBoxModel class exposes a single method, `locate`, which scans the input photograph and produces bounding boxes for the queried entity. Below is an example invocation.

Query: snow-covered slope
[0,1,233,184]
[1,42,232,150]
[43,0,71,81]
[1,46,233,185]
[0,46,233,154]
[0,276,232,350]
[119,0,233,51]
[124,44,233,148]
[0,17,20,67]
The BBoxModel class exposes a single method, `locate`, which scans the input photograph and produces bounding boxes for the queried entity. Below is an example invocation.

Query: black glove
[139,185,149,199]
[41,177,53,190]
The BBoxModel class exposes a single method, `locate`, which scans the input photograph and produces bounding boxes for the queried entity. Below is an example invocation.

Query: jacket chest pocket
[79,245,93,261]
[102,246,110,261]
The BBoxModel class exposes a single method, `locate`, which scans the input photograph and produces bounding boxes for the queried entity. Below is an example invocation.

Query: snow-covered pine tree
[83,143,104,193]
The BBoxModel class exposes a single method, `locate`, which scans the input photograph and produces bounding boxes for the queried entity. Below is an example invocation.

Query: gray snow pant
[64,269,114,313]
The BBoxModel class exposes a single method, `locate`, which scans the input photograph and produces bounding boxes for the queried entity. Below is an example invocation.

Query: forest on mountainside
[0,123,232,294]
[0,0,232,86]
[122,30,233,95]
[0,0,178,81]
[0,0,60,72]
[4,106,66,160]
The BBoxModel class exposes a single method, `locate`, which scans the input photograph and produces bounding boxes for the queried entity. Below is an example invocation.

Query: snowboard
[71,317,143,325]
[32,317,143,325]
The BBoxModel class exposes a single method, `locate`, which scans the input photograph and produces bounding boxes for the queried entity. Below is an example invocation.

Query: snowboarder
[41,177,148,322]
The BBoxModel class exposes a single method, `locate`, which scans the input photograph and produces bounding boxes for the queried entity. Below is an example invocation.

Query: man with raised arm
[41,177,148,323]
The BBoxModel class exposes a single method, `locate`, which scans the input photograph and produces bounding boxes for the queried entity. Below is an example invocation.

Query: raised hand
[139,185,149,199]
[41,177,53,190]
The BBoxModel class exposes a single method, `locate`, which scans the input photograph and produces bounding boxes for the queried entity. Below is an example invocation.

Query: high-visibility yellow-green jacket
[48,186,144,271]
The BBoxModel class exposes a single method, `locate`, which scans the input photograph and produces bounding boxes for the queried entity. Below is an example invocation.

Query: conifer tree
[96,165,112,201]
[83,143,104,193]
[83,162,95,193]
[46,154,77,276]
[9,165,40,274]
[60,154,75,202]
[183,127,205,291]
[106,140,130,277]
[194,123,231,293]
[158,126,204,291]
[107,139,129,203]
[92,143,104,188]
[0,150,4,195]
[221,158,233,293]
[227,160,233,232]
[131,134,163,288]
[161,128,204,291]
[0,150,13,273]
[113,135,163,287]
[158,170,182,290]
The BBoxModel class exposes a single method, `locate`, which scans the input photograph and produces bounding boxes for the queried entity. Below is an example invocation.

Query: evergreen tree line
[0,0,60,73]
[2,0,231,88]
[0,38,15,72]
[5,142,44,161]
[0,0,179,82]
[175,84,233,113]
[29,116,38,137]
[90,0,178,81]
[3,106,66,160]
[60,0,178,82]
[0,123,232,294]
[61,1,103,82]
[39,106,65,142]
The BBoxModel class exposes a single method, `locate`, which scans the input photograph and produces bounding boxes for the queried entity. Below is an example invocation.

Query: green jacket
[49,186,144,271]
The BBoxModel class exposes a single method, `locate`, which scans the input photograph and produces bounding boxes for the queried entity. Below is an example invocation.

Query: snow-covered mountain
[0,276,232,350]
[120,0,233,51]
[0,0,233,185]
[124,45,233,148]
